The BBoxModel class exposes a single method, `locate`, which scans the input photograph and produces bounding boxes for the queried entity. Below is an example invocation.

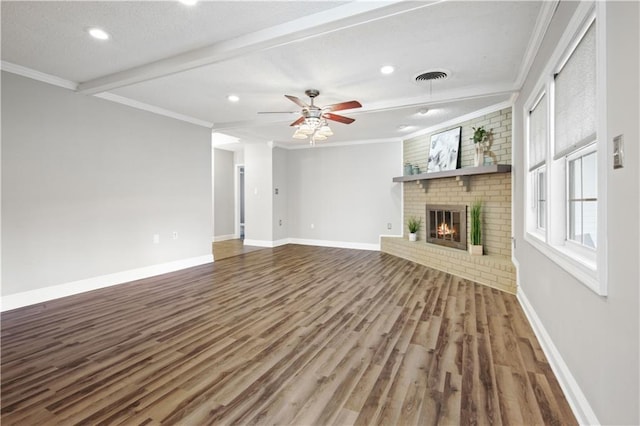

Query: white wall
[213,148,235,238]
[513,2,639,424]
[287,142,401,245]
[1,72,213,296]
[244,143,273,243]
[272,147,288,242]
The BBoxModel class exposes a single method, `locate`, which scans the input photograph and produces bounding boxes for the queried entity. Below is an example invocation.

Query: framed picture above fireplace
[427,126,461,172]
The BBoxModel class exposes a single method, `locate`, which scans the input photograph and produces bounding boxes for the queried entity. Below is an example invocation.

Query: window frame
[522,3,607,296]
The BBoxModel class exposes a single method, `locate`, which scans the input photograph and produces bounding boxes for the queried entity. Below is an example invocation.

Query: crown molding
[1,61,77,90]
[402,99,513,142]
[281,137,401,150]
[514,0,560,89]
[94,93,213,128]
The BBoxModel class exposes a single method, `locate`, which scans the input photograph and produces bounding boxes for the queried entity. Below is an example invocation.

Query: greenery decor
[471,126,489,144]
[470,200,482,245]
[407,216,422,234]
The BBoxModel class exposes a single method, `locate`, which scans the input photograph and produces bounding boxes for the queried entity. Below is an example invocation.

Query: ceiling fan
[280,89,362,127]
[259,89,362,143]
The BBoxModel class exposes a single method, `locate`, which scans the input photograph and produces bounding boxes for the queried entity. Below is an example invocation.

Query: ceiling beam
[210,82,516,131]
[77,1,441,95]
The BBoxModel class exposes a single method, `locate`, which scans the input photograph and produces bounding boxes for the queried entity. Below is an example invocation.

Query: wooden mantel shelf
[393,164,511,182]
[392,164,512,192]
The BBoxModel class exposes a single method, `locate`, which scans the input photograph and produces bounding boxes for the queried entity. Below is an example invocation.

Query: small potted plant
[471,126,490,167]
[469,200,483,255]
[407,216,422,242]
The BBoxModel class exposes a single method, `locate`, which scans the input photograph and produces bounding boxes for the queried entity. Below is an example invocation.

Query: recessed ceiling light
[179,0,198,5]
[88,28,110,41]
[227,95,240,102]
[418,108,429,115]
[380,65,395,75]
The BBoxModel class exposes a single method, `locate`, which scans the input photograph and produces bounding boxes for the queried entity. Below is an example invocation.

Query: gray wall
[213,148,235,238]
[1,72,213,296]
[513,2,639,424]
[272,147,288,241]
[244,143,273,242]
[287,142,401,245]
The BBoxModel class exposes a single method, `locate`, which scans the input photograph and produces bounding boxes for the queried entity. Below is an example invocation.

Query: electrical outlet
[310,223,315,229]
[172,231,178,240]
[387,223,392,230]
[153,234,160,244]
[279,219,282,226]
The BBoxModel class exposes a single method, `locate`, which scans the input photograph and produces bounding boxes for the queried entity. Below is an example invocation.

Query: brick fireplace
[381,107,516,293]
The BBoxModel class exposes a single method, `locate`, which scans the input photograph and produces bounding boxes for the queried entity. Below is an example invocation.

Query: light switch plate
[613,134,624,169]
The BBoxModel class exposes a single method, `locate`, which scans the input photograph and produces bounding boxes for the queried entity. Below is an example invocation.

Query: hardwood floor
[212,239,265,261]
[1,245,576,425]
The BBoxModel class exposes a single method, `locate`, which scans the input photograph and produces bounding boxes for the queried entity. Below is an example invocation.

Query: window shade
[554,21,596,159]
[529,94,547,171]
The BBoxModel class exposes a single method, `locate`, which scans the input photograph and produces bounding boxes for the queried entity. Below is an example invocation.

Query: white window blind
[554,21,596,159]
[529,94,547,171]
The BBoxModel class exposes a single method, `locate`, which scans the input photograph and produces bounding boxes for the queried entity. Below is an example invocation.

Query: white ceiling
[1,1,550,149]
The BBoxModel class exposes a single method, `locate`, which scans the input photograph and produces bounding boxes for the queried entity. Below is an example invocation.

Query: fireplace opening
[426,204,467,250]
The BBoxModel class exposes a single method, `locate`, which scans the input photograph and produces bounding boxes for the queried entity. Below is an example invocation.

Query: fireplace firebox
[425,204,467,250]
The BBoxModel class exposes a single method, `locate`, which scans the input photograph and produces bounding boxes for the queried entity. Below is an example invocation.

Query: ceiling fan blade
[323,100,362,112]
[289,116,305,126]
[323,112,355,124]
[285,95,309,108]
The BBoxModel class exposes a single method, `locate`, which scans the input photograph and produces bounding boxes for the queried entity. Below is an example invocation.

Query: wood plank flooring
[212,239,265,261]
[1,245,576,425]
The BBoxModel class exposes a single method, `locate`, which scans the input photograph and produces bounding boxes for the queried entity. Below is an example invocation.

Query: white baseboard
[517,288,600,426]
[213,234,237,242]
[242,238,380,251]
[288,238,379,251]
[1,254,214,312]
[242,239,277,248]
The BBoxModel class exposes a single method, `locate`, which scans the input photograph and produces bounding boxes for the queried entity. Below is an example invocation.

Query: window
[527,92,547,237]
[567,147,597,249]
[535,167,546,230]
[523,9,605,295]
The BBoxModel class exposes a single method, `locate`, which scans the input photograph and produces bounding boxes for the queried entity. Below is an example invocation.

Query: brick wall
[404,107,512,172]
[402,107,513,257]
[383,107,515,293]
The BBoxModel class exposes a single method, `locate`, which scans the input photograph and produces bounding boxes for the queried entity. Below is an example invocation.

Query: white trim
[213,234,237,242]
[517,288,601,426]
[94,93,213,128]
[288,238,379,251]
[514,1,560,89]
[282,137,401,150]
[403,100,513,141]
[243,238,380,251]
[0,254,214,312]
[1,61,77,90]
[242,239,288,248]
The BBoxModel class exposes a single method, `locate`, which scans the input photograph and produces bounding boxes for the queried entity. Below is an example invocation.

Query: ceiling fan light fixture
[313,133,328,141]
[318,125,333,136]
[299,124,314,135]
[293,131,308,139]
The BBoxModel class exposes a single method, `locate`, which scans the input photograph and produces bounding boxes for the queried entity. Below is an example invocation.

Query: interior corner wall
[513,2,639,424]
[1,71,213,296]
[213,148,235,238]
[287,142,401,245]
[244,143,273,243]
[272,147,288,241]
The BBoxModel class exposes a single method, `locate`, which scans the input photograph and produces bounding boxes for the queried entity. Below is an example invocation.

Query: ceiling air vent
[415,70,448,82]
